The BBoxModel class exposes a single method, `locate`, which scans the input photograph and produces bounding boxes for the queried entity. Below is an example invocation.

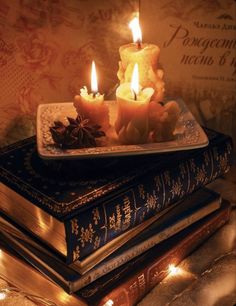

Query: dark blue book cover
[0,188,222,293]
[0,200,231,306]
[0,129,233,263]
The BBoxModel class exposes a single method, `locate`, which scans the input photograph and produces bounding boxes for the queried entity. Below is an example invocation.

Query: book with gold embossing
[0,200,231,306]
[0,129,233,264]
[0,188,221,292]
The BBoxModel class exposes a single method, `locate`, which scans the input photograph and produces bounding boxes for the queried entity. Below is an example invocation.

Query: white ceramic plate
[36,99,208,159]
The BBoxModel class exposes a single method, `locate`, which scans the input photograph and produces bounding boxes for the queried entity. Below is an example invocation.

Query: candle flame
[129,17,142,43]
[131,63,139,98]
[91,61,98,94]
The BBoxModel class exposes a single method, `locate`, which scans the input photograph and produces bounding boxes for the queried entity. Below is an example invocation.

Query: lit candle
[115,63,154,144]
[117,16,165,101]
[74,61,109,131]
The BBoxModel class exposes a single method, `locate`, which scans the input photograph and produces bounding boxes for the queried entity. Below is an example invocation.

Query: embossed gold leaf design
[71,219,79,236]
[219,154,230,173]
[80,224,95,248]
[170,180,183,197]
[92,207,100,225]
[93,236,101,250]
[73,245,80,261]
[145,193,158,211]
[195,167,207,184]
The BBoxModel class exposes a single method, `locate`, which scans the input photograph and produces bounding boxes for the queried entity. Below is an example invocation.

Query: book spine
[65,136,233,263]
[71,199,219,291]
[96,204,230,306]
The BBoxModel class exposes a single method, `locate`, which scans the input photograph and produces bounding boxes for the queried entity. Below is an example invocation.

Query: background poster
[141,0,236,148]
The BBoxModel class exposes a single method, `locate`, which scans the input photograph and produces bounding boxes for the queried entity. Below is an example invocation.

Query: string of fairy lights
[0,263,180,305]
[0,285,57,305]
[0,251,235,305]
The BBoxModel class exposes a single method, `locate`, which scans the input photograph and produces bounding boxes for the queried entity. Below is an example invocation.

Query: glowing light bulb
[168,264,181,276]
[91,61,98,95]
[0,291,7,301]
[103,299,114,306]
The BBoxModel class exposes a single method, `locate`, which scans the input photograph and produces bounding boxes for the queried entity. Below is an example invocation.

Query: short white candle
[74,61,109,131]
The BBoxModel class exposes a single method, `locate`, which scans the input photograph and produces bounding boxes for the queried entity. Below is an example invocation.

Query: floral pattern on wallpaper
[0,0,138,146]
[15,32,58,74]
[18,82,44,115]
[160,0,235,20]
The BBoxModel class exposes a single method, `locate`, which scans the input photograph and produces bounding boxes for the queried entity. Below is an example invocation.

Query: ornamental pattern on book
[78,205,230,303]
[0,138,137,216]
[66,140,233,262]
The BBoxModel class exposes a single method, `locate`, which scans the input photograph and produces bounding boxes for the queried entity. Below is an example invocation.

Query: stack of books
[0,128,233,306]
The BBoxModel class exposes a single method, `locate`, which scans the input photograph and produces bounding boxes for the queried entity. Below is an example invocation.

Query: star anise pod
[50,115,105,149]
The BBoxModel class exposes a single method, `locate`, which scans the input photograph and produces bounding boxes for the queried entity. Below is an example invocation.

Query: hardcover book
[0,129,233,264]
[0,200,231,306]
[0,188,221,292]
[0,204,176,275]
[94,201,231,306]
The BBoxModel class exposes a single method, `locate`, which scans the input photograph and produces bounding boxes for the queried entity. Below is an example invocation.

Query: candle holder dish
[37,99,208,159]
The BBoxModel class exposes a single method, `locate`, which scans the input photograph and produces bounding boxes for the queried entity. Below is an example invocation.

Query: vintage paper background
[0,0,138,146]
[141,0,236,149]
[0,0,235,148]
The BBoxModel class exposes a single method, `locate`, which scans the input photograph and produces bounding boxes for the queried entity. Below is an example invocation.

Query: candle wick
[133,90,137,101]
[92,91,97,98]
[137,40,142,49]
